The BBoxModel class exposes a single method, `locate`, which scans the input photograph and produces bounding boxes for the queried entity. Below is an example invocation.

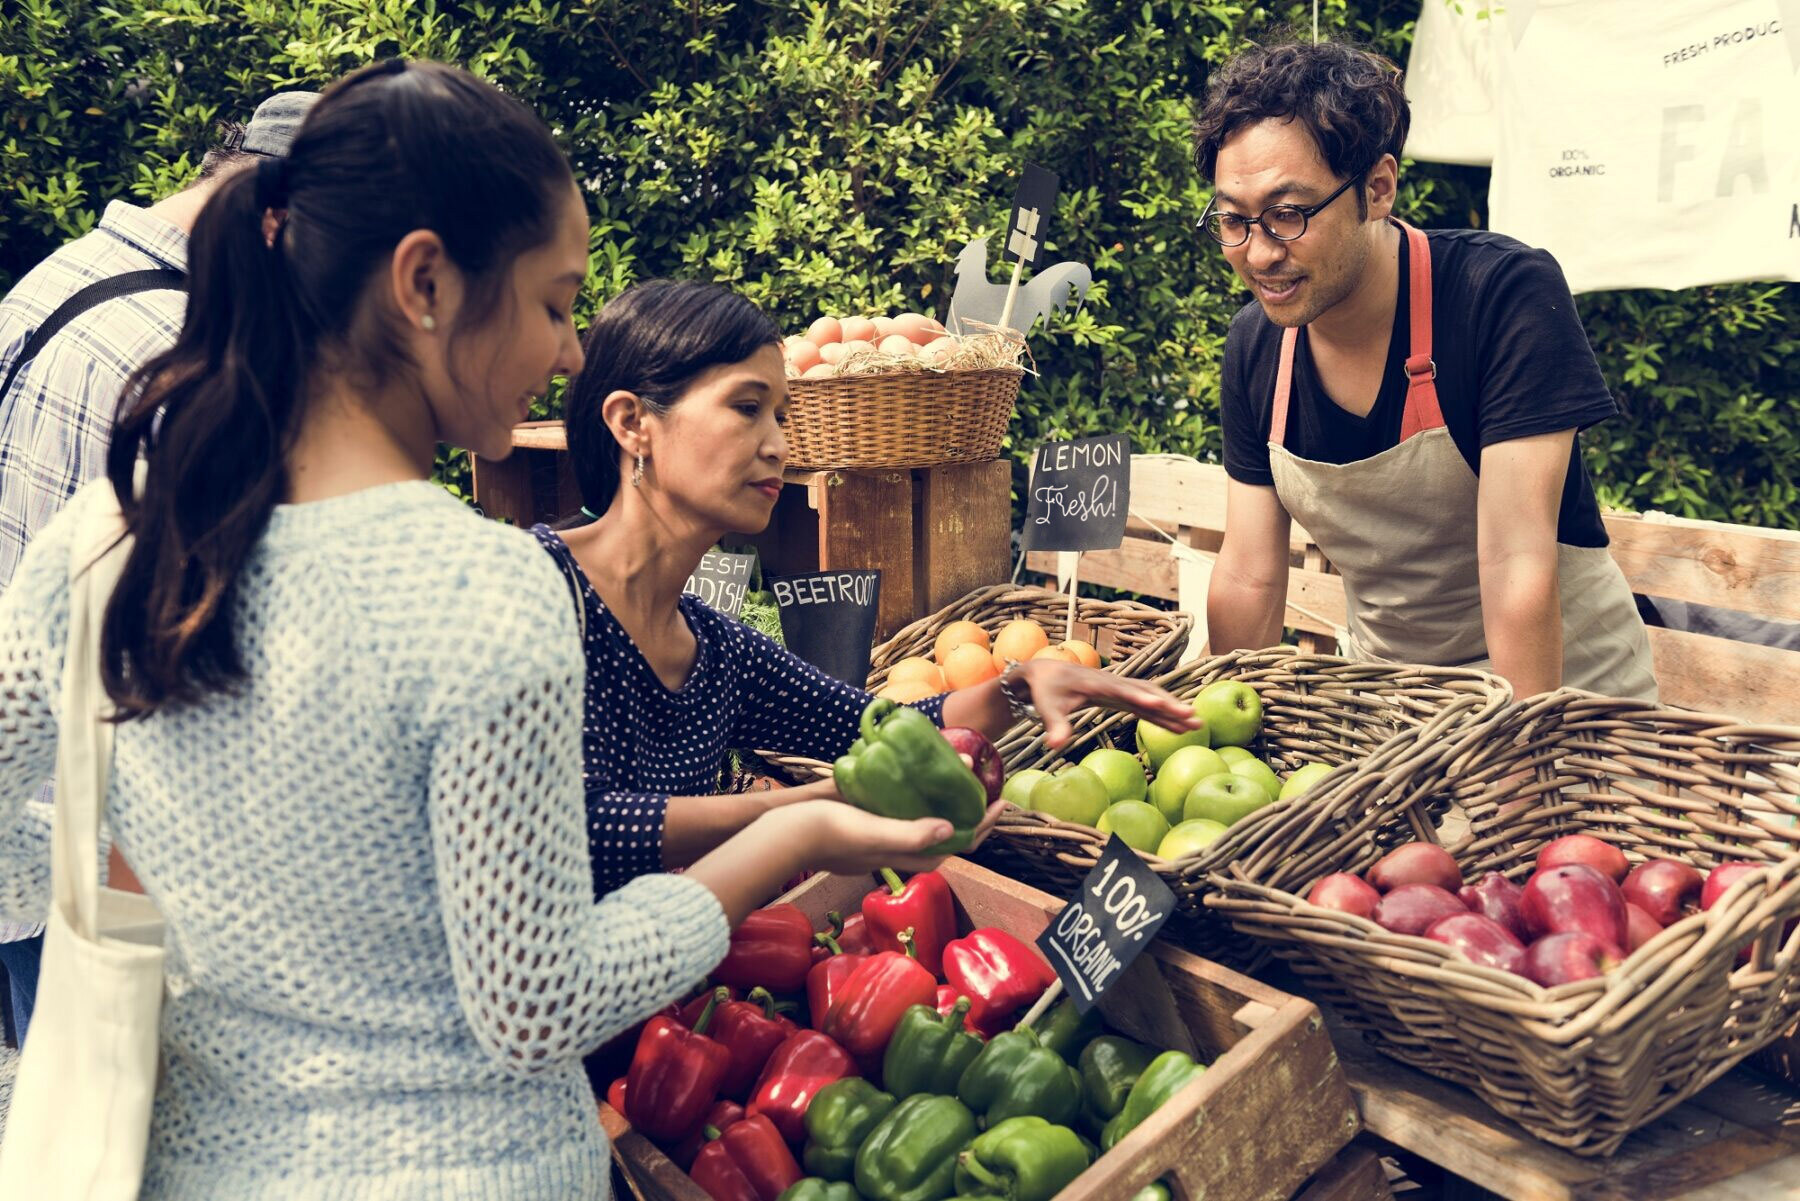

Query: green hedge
[5,0,1794,527]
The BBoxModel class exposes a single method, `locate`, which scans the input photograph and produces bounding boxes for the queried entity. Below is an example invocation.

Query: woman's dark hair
[562,279,782,518]
[102,58,576,717]
[1192,40,1410,214]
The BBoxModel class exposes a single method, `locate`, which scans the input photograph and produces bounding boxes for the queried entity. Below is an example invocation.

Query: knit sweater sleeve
[425,551,729,1077]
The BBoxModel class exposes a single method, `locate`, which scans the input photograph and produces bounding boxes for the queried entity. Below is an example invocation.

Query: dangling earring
[631,454,645,488]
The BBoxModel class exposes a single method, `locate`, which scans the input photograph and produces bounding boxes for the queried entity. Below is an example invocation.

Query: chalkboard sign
[1021,433,1131,552]
[684,550,756,619]
[770,570,882,686]
[1036,835,1177,1012]
[1002,162,1061,272]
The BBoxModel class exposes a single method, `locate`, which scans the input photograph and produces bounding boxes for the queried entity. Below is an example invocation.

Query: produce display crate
[600,857,1361,1201]
[784,368,1022,470]
[975,648,1512,971]
[754,583,1192,781]
[1210,689,1800,1156]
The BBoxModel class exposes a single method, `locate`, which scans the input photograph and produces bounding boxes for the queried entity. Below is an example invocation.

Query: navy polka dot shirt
[533,526,947,898]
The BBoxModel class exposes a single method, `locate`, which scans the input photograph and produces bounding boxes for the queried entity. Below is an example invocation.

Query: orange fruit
[890,656,942,684]
[991,619,1049,668]
[933,620,991,666]
[1060,639,1102,669]
[943,642,1002,689]
[1031,646,1078,664]
[879,678,942,704]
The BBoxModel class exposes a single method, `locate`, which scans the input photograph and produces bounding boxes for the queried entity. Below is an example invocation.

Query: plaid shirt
[0,201,185,940]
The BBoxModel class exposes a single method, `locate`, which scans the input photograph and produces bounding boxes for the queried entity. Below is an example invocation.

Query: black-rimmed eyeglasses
[1198,175,1358,247]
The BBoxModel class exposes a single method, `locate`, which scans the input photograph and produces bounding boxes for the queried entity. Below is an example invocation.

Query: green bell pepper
[953,1116,1091,1201]
[854,1093,979,1201]
[956,1025,1081,1128]
[1078,1036,1157,1131]
[1100,1050,1207,1150]
[883,998,984,1099]
[833,700,986,852]
[1034,996,1104,1064]
[780,1181,866,1201]
[804,1078,898,1182]
[1130,1185,1172,1201]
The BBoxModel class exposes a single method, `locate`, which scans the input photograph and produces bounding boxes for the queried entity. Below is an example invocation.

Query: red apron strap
[1270,325,1299,446]
[1396,220,1445,441]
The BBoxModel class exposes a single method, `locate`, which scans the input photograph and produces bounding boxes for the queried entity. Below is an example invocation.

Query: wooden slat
[1296,1145,1397,1201]
[1602,515,1800,622]
[511,420,568,451]
[1645,626,1800,726]
[915,458,1013,614]
[470,453,537,527]
[1130,457,1316,553]
[815,468,915,642]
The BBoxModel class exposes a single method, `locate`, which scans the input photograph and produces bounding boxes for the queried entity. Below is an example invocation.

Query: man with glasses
[1194,40,1656,702]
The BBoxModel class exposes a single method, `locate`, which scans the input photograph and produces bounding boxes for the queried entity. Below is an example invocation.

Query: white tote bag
[0,485,166,1199]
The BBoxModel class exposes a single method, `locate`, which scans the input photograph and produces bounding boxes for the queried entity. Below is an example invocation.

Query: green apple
[1135,717,1208,772]
[1157,818,1231,860]
[1215,746,1256,767]
[1079,748,1149,803]
[1194,680,1262,748]
[1029,765,1111,828]
[1146,745,1231,826]
[1183,773,1273,827]
[1278,761,1336,803]
[1001,769,1051,808]
[1095,801,1170,854]
[1229,756,1282,802]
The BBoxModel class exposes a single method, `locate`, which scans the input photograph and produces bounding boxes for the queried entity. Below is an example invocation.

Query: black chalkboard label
[770,570,882,686]
[685,551,756,618]
[1021,433,1131,552]
[1002,162,1060,271]
[1036,835,1177,1012]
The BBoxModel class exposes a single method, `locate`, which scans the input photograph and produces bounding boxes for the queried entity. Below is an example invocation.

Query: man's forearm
[1481,555,1562,698]
[1206,570,1287,654]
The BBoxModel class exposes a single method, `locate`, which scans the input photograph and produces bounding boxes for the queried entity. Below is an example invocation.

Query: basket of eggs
[782,312,1024,471]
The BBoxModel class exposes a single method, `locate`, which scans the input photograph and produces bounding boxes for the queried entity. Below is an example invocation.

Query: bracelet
[998,661,1039,723]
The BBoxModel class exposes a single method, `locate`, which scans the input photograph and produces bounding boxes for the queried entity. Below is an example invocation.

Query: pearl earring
[420,314,436,331]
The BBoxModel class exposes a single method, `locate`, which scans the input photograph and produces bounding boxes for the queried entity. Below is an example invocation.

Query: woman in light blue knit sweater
[0,60,953,1198]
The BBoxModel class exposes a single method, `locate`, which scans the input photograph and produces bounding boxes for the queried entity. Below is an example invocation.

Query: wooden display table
[471,423,1013,640]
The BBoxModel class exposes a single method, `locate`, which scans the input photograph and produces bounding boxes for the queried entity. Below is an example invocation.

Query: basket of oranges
[751,584,1192,781]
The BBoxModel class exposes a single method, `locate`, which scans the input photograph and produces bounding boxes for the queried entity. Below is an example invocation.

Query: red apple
[1366,843,1462,895]
[1425,913,1527,974]
[1373,884,1469,936]
[1458,873,1530,942]
[941,727,1003,803]
[1522,931,1624,986]
[1306,873,1382,920]
[1624,903,1663,952]
[1621,859,1704,926]
[1520,864,1629,946]
[1701,861,1765,911]
[1536,834,1629,884]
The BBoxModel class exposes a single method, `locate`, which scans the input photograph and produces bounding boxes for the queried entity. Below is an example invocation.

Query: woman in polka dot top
[537,281,1199,899]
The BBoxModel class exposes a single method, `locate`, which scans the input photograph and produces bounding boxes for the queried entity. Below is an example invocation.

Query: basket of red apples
[1210,688,1800,1155]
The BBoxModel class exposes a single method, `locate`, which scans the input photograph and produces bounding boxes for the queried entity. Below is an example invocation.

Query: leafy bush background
[4,0,1794,527]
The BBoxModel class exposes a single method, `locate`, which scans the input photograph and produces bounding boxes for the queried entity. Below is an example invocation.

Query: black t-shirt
[1220,228,1619,547]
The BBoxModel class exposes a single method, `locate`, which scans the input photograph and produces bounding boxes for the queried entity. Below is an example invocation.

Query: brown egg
[807,316,843,345]
[878,334,917,357]
[840,316,878,344]
[785,339,822,373]
[894,313,945,344]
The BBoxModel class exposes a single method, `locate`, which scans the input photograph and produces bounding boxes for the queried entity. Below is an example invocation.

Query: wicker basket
[973,648,1513,971]
[753,583,1192,782]
[1209,689,1800,1156]
[783,368,1022,470]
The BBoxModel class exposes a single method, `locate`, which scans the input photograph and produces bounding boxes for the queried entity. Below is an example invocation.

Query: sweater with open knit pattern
[0,478,729,1198]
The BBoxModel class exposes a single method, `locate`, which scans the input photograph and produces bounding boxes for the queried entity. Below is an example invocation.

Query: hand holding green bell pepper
[953,1116,1091,1201]
[802,1078,897,1183]
[834,700,986,853]
[854,1093,979,1201]
[883,998,984,1099]
[956,1024,1081,1128]
[1100,1049,1207,1150]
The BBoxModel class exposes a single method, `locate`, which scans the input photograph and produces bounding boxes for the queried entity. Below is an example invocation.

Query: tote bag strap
[52,482,135,942]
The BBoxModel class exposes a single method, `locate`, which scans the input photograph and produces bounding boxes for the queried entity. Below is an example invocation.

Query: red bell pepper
[833,910,874,955]
[714,904,815,994]
[605,1076,628,1113]
[714,987,800,1100]
[624,987,731,1143]
[689,1112,803,1201]
[806,933,866,1027]
[941,927,1057,1037]
[862,868,955,975]
[746,1029,858,1143]
[672,1098,745,1171]
[665,986,740,1028]
[934,985,962,1017]
[820,929,939,1074]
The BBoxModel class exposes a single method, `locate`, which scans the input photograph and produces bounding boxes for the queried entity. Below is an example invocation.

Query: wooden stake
[996,254,1027,335]
[1015,976,1065,1031]
[1065,551,1080,642]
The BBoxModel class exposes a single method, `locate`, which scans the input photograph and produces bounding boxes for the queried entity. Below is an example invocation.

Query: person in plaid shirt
[0,91,316,1048]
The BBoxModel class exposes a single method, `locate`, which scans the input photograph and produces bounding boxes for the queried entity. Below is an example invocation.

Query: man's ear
[1365,154,1399,223]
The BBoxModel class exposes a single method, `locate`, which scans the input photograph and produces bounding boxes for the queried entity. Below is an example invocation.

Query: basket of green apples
[973,647,1511,969]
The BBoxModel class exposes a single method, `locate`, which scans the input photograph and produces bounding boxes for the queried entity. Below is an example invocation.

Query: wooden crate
[601,857,1359,1201]
[472,422,1011,641]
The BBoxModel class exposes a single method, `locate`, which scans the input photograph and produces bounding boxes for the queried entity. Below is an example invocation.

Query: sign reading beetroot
[771,570,882,686]
[1038,834,1176,1012]
[1022,434,1131,553]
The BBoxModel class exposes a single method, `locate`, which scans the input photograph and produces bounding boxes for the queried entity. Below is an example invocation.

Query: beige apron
[1265,221,1658,701]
